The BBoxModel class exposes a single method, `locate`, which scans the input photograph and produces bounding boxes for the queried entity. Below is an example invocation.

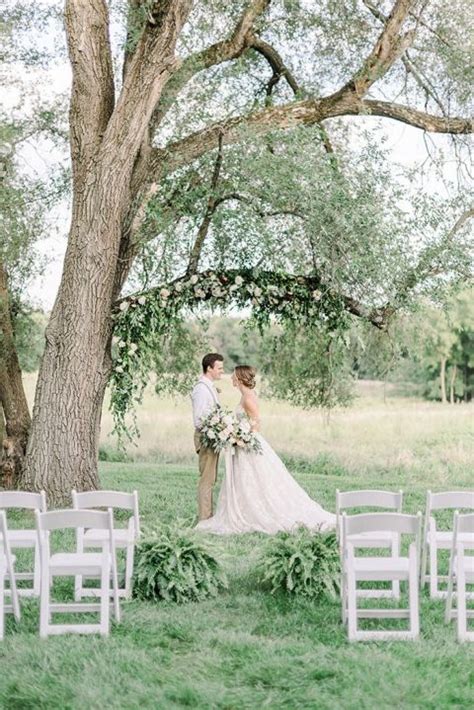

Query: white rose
[119,301,129,311]
[129,343,138,354]
[160,288,170,299]
[195,289,206,298]
[223,415,234,426]
[190,275,199,285]
[115,365,124,373]
[312,289,322,301]
[254,287,262,297]
[211,288,222,298]
[218,431,229,441]
[235,275,243,286]
[138,296,146,305]
[174,282,183,292]
[207,430,216,439]
[229,284,238,292]
[240,421,251,433]
[118,340,126,348]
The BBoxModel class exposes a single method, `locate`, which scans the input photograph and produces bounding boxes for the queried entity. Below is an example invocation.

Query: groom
[191,353,225,520]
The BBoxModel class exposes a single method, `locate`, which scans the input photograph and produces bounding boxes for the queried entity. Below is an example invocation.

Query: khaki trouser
[194,430,219,521]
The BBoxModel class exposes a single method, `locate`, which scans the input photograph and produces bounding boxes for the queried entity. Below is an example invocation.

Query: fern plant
[133,524,228,603]
[258,527,340,599]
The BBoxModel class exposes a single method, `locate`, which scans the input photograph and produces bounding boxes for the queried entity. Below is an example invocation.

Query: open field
[4,375,474,708]
[23,373,474,486]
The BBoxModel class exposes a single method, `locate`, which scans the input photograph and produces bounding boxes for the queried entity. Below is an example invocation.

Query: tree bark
[449,364,457,404]
[0,262,31,488]
[440,357,447,403]
[20,0,192,503]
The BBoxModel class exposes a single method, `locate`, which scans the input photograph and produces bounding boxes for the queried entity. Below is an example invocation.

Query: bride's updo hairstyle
[234,365,257,389]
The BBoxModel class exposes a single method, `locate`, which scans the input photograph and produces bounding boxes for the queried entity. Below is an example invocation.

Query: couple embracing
[191,353,335,535]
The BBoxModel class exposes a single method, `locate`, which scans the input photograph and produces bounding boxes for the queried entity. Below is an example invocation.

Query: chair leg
[420,539,428,588]
[0,570,4,640]
[392,535,400,600]
[456,558,467,642]
[347,567,357,641]
[75,532,84,602]
[33,543,41,597]
[124,543,134,600]
[6,551,20,622]
[341,571,347,624]
[445,555,456,624]
[429,541,438,598]
[409,548,419,638]
[39,568,50,639]
[100,555,110,637]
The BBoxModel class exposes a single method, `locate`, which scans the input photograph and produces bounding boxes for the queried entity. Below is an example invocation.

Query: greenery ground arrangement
[2,384,473,709]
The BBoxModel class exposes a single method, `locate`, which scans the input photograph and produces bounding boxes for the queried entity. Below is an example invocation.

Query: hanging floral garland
[110,268,350,439]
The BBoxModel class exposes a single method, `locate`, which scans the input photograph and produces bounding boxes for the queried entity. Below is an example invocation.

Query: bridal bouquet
[199,405,262,454]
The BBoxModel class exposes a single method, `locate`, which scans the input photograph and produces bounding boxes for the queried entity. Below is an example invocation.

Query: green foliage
[133,523,228,603]
[11,306,46,372]
[111,268,348,439]
[352,287,474,402]
[260,321,354,409]
[259,527,340,599]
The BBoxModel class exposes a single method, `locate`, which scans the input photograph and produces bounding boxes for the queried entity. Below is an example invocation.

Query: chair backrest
[427,490,474,513]
[35,509,114,561]
[336,489,403,514]
[36,509,112,533]
[336,490,403,538]
[0,490,47,512]
[342,511,422,541]
[72,490,140,535]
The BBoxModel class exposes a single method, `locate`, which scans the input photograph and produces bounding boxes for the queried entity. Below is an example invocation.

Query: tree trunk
[440,357,447,403]
[20,0,191,504]
[449,364,457,404]
[0,262,31,488]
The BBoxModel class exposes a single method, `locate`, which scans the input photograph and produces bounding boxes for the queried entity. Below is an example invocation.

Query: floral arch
[110,268,390,438]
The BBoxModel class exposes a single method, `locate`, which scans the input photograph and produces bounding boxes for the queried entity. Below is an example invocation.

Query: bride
[196,365,336,535]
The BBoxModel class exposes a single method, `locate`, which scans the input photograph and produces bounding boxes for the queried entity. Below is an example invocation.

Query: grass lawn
[1,450,474,709]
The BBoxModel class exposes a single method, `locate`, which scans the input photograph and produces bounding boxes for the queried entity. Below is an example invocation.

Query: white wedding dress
[196,407,336,535]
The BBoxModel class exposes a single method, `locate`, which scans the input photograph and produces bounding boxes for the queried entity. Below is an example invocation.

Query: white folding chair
[0,491,47,597]
[72,490,140,600]
[445,512,474,642]
[421,491,474,599]
[336,489,403,600]
[341,511,422,642]
[36,509,121,638]
[0,511,21,639]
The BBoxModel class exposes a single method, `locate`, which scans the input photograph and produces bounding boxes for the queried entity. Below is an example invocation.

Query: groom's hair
[202,353,224,373]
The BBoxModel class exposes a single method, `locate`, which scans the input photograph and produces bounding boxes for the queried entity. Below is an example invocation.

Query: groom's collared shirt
[191,376,219,429]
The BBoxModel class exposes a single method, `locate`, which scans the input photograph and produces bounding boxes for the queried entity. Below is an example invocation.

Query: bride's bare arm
[243,396,260,432]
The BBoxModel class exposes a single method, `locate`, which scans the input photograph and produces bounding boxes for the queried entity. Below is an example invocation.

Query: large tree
[10,0,472,501]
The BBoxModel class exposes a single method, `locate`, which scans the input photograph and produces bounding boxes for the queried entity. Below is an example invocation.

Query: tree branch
[362,1,446,114]
[394,208,474,295]
[339,0,416,98]
[247,33,337,157]
[148,96,473,178]
[64,0,115,188]
[186,133,224,275]
[149,0,270,134]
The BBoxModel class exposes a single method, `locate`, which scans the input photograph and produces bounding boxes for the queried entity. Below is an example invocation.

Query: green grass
[1,452,473,709]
